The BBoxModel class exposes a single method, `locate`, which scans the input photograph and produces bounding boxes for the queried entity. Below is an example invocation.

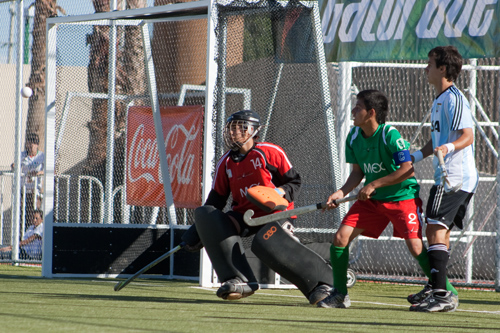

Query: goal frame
[43,1,343,289]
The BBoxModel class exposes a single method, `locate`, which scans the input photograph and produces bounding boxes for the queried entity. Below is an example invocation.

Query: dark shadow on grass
[457,299,500,306]
[0,288,311,308]
[49,293,310,307]
[0,311,167,332]
[210,315,500,330]
[0,275,44,280]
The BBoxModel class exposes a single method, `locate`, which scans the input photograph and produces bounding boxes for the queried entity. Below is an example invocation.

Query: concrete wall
[0,63,31,171]
[0,64,90,172]
[0,64,90,213]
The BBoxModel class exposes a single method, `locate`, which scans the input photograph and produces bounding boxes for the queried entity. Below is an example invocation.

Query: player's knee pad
[251,222,333,297]
[195,205,257,283]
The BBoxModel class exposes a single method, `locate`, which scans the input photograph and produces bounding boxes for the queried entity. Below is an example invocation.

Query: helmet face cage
[223,119,259,151]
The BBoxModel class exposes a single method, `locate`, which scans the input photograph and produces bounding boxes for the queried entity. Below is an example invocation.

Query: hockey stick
[409,109,431,145]
[461,204,495,258]
[436,150,461,193]
[114,242,185,292]
[448,182,496,258]
[243,194,359,227]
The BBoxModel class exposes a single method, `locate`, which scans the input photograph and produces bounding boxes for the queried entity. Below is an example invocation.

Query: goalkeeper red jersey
[211,142,301,217]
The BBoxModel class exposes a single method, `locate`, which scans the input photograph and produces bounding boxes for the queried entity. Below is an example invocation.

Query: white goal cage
[42,0,500,291]
[42,0,346,289]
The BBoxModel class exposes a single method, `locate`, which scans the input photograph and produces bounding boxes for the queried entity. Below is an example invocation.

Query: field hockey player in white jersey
[410,46,478,313]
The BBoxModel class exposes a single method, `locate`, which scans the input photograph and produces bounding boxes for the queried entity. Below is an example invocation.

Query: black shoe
[409,290,456,312]
[407,283,432,304]
[216,278,259,300]
[317,288,351,308]
[308,284,333,305]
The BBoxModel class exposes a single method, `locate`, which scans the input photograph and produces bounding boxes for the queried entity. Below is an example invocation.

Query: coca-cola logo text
[126,105,203,208]
[127,123,199,185]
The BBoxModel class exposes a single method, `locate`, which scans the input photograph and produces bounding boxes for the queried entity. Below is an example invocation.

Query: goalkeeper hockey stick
[243,194,359,227]
[437,150,461,193]
[461,204,494,258]
[114,242,185,292]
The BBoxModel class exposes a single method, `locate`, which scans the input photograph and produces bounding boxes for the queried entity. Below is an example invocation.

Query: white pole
[12,0,25,264]
[200,0,218,288]
[465,59,477,283]
[312,3,346,219]
[140,23,177,225]
[337,62,352,187]
[41,20,57,277]
[496,67,500,292]
[104,1,118,224]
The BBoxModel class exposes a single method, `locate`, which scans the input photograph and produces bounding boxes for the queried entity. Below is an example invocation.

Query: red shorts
[342,198,423,240]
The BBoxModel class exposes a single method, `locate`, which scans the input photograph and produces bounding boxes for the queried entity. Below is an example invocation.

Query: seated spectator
[0,209,44,260]
[11,133,45,220]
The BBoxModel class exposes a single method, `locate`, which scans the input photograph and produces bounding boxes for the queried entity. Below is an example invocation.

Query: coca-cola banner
[126,105,203,208]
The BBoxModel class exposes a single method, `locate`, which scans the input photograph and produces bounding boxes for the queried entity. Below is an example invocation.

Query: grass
[0,265,499,332]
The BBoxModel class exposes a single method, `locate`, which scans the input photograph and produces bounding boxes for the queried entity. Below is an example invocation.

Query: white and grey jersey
[430,85,478,193]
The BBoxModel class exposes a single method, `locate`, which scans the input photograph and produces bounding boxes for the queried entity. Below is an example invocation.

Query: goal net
[44,0,344,285]
[44,1,499,289]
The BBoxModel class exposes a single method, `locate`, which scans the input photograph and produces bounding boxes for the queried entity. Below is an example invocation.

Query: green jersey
[345,124,419,202]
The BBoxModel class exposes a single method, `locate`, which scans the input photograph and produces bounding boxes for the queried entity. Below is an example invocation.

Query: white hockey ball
[21,86,33,98]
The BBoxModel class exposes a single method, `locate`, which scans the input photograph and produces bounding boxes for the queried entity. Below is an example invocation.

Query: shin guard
[251,222,333,297]
[195,206,257,284]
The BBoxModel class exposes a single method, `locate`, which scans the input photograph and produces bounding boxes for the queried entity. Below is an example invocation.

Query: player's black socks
[428,244,449,296]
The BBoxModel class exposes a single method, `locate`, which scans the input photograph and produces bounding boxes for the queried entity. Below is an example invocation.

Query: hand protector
[181,224,203,252]
[246,186,289,213]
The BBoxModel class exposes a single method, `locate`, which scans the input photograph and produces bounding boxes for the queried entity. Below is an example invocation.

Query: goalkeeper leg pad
[251,222,333,299]
[195,205,258,284]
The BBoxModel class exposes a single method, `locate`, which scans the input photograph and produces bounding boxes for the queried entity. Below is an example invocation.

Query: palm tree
[25,0,61,149]
[85,0,146,181]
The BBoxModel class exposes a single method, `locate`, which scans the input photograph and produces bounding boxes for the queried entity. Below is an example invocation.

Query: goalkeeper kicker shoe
[407,283,432,304]
[216,278,259,300]
[317,288,351,308]
[409,290,456,312]
[308,284,333,305]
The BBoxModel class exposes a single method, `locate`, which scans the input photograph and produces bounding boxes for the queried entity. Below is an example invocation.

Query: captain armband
[393,150,412,165]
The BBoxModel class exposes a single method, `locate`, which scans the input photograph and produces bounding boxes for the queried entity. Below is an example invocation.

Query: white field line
[191,286,500,315]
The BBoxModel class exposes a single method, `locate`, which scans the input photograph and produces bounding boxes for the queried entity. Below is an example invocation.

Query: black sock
[428,244,449,295]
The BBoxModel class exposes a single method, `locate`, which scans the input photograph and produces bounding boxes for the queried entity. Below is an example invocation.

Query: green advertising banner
[319,0,500,61]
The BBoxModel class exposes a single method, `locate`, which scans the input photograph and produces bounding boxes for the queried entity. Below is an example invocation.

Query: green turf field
[0,265,499,332]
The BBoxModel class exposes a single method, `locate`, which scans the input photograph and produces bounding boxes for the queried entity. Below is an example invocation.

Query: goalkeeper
[182,110,333,304]
[318,90,457,309]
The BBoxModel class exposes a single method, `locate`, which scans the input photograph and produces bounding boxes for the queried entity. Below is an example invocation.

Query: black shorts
[426,185,473,230]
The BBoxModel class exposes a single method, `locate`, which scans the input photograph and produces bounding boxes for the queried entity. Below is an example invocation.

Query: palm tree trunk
[25,0,58,150]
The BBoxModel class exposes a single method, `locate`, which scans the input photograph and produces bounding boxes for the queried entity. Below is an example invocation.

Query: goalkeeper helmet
[223,110,262,151]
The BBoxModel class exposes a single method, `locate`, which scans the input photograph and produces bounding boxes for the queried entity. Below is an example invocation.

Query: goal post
[43,2,211,279]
